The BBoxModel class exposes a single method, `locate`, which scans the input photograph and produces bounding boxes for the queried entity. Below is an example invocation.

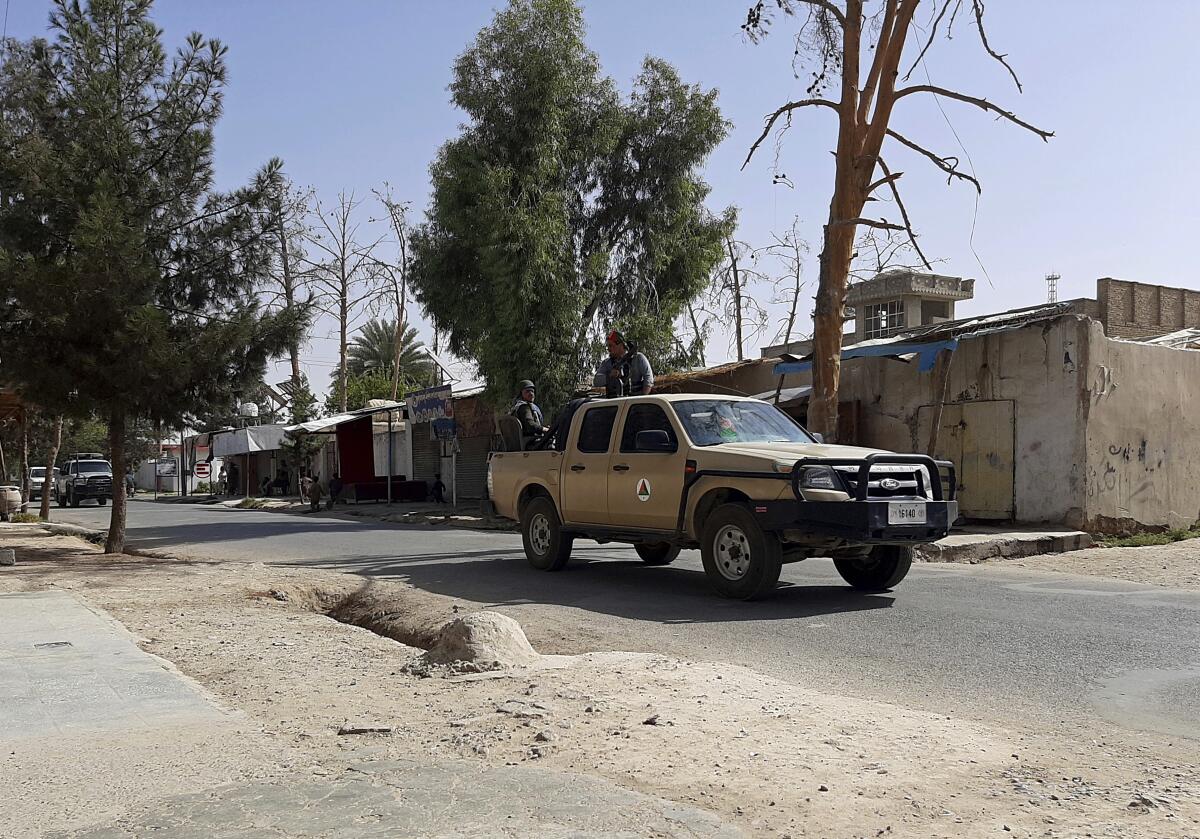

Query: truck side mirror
[635,430,675,452]
[811,432,824,444]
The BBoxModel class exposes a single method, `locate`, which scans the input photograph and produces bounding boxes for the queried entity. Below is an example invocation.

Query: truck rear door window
[577,406,618,453]
[620,404,678,452]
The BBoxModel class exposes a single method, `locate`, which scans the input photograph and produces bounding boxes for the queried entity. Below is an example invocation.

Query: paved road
[58,500,1200,745]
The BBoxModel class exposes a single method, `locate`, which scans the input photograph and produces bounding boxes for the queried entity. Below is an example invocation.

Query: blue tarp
[772,339,958,375]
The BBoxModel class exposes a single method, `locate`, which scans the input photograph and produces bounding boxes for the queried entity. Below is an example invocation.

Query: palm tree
[336,319,434,397]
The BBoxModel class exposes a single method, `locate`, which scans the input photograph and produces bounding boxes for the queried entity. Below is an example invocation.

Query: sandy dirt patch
[1001,539,1200,590]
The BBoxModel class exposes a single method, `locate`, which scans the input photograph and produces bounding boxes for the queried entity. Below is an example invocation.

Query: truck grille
[86,476,112,493]
[834,466,930,499]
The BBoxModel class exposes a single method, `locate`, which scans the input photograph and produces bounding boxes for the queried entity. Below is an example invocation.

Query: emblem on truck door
[636,478,652,502]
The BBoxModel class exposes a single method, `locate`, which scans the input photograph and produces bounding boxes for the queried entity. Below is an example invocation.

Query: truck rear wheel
[700,504,782,600]
[56,490,65,508]
[520,496,573,572]
[96,496,107,506]
[834,545,912,591]
[635,542,680,566]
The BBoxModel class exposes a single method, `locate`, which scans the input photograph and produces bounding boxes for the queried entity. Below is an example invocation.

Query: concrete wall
[1081,320,1200,531]
[830,317,1089,525]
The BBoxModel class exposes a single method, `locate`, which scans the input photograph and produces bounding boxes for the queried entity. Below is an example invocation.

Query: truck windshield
[30,467,45,478]
[75,461,110,473]
[672,399,815,447]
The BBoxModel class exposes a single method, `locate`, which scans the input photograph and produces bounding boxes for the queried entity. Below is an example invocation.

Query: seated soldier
[510,379,548,440]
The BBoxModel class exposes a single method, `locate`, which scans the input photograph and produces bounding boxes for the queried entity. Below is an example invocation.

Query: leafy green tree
[279,378,324,487]
[0,1,299,551]
[410,0,732,411]
[324,370,396,414]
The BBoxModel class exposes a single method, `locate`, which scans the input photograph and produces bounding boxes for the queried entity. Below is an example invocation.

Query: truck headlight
[797,466,839,490]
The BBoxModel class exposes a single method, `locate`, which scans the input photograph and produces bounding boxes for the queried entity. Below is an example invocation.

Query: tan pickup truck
[489,394,957,600]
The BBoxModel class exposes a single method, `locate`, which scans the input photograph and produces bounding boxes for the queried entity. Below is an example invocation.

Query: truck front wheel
[834,545,912,591]
[69,490,80,508]
[700,504,782,600]
[520,496,573,572]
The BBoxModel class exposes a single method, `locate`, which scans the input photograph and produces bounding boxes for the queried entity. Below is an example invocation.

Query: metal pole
[387,408,394,505]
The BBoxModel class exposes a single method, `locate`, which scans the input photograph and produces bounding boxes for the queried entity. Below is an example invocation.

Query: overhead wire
[919,58,993,289]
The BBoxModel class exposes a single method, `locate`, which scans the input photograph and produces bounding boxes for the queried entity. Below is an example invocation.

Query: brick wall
[1096,278,1200,339]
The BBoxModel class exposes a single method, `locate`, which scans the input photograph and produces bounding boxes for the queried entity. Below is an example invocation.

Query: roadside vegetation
[1100,526,1200,548]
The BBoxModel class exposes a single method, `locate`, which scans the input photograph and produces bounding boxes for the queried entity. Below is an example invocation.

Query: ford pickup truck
[488,394,957,600]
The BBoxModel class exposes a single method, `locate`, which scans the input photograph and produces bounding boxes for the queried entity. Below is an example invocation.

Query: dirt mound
[422,611,539,668]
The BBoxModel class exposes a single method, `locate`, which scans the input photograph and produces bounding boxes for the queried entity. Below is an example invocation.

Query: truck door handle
[570,464,586,472]
[612,464,630,472]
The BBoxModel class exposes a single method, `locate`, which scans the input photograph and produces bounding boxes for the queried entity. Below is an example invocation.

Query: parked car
[0,484,19,521]
[28,466,60,502]
[55,453,113,508]
[489,394,957,600]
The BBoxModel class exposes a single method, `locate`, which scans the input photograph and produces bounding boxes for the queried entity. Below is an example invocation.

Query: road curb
[914,530,1094,563]
[39,522,176,560]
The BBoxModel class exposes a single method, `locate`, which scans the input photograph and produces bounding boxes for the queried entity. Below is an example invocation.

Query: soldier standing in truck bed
[594,330,654,397]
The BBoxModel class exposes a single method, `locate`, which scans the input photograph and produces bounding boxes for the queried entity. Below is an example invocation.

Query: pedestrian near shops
[327,474,343,510]
[307,477,324,513]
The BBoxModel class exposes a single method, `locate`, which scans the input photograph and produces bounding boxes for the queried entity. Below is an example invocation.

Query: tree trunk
[18,414,29,510]
[727,238,744,362]
[809,219,857,440]
[782,265,802,348]
[278,215,302,396]
[0,437,6,483]
[809,0,864,443]
[338,288,349,412]
[105,411,127,554]
[688,304,705,365]
[38,415,63,520]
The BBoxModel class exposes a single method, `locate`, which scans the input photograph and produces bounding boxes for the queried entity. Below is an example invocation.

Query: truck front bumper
[750,499,957,544]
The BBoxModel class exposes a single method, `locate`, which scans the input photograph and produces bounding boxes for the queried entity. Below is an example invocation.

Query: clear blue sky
[8,0,1200,398]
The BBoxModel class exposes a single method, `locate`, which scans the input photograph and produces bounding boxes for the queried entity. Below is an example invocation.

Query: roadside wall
[834,316,1089,525]
[1082,321,1200,531]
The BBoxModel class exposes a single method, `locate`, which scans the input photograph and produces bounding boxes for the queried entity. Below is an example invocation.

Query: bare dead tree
[760,218,811,348]
[372,185,415,401]
[743,0,1052,439]
[261,176,313,398]
[300,192,385,413]
[707,235,770,361]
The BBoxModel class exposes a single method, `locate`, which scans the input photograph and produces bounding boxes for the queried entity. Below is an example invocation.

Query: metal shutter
[455,435,491,500]
[412,423,440,483]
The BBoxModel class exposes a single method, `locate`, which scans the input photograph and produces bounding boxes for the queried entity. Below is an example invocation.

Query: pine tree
[0,1,299,551]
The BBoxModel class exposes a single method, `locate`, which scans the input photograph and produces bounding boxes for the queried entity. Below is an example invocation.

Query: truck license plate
[887,501,926,525]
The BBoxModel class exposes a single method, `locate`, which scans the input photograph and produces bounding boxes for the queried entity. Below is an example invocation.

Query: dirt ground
[999,539,1200,591]
[1,529,1197,838]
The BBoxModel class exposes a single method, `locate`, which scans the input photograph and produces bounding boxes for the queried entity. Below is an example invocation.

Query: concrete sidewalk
[0,590,228,738]
[55,759,742,839]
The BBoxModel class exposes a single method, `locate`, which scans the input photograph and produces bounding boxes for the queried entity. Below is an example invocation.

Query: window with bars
[863,300,906,339]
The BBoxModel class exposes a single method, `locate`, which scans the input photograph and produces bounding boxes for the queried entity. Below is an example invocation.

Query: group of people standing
[510,329,655,442]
